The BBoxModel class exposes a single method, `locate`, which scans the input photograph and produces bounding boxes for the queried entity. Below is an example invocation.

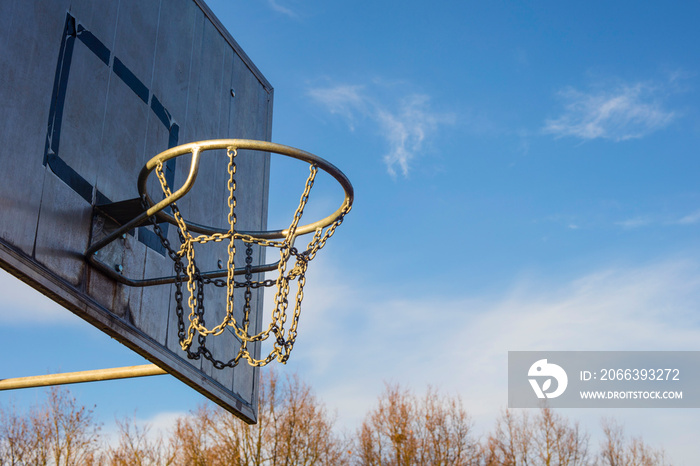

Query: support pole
[0,364,167,390]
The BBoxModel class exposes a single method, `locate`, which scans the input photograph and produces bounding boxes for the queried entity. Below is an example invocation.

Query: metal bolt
[230,88,236,98]
[115,264,124,273]
[217,259,224,269]
[121,233,127,239]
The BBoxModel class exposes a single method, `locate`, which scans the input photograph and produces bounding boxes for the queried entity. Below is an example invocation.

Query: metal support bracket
[0,364,167,390]
[95,197,147,226]
[88,200,277,287]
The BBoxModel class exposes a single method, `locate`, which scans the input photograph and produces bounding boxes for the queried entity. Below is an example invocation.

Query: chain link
[147,149,348,368]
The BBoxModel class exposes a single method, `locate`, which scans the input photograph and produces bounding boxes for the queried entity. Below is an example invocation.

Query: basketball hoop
[137,139,353,367]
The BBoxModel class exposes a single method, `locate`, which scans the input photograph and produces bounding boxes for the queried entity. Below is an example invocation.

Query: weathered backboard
[0,0,272,423]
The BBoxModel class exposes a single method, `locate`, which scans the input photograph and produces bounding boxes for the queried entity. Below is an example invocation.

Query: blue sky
[4,0,700,462]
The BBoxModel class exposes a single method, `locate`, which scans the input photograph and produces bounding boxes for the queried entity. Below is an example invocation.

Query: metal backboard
[0,0,272,423]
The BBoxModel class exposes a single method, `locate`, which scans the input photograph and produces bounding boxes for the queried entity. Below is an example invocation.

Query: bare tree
[357,384,478,465]
[169,405,219,466]
[357,384,419,466]
[599,418,669,466]
[104,415,174,466]
[483,408,590,466]
[166,370,348,466]
[600,418,626,466]
[414,387,478,465]
[0,387,101,465]
[532,408,589,466]
[482,408,532,465]
[0,402,33,465]
[42,387,102,465]
[262,371,348,464]
[0,378,675,465]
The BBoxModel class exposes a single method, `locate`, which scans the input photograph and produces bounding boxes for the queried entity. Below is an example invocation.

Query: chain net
[147,147,350,367]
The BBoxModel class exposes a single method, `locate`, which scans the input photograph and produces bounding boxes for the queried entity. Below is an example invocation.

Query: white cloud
[308,83,453,177]
[0,269,74,323]
[265,0,298,18]
[677,209,700,225]
[543,82,675,141]
[138,411,185,433]
[615,216,653,229]
[307,85,367,131]
[102,411,186,448]
[614,209,700,228]
[376,95,444,176]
